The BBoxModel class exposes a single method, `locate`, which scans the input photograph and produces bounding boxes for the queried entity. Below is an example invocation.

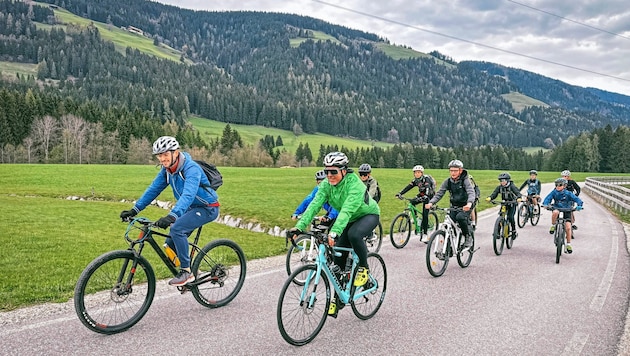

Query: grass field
[0,61,37,78]
[289,29,341,47]
[502,91,549,112]
[1,164,627,310]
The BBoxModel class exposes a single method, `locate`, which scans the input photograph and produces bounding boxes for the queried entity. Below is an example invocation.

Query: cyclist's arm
[295,184,328,232]
[572,181,581,196]
[542,191,555,207]
[518,180,527,191]
[535,180,541,195]
[324,203,339,220]
[488,185,500,200]
[134,169,169,212]
[463,177,476,206]
[170,162,204,218]
[329,180,366,236]
[367,178,378,199]
[398,181,414,196]
[509,183,521,201]
[293,186,318,216]
[428,179,449,205]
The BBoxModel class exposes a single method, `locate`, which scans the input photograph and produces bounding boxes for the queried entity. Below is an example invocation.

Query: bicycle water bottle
[163,244,180,267]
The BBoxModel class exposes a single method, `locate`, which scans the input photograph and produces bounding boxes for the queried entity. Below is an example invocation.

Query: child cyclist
[542,178,584,254]
[519,170,541,206]
[485,172,521,239]
[292,170,338,225]
[395,165,435,243]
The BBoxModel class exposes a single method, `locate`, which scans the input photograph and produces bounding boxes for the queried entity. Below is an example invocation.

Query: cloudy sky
[156,0,630,96]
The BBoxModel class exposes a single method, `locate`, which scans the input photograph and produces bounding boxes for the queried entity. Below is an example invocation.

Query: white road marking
[590,210,619,312]
[562,332,589,356]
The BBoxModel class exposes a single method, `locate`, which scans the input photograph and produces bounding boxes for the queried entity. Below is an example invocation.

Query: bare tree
[31,115,57,163]
[126,136,153,164]
[22,136,35,163]
[60,115,87,164]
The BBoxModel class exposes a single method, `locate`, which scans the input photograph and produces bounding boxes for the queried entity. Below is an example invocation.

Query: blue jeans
[165,206,219,269]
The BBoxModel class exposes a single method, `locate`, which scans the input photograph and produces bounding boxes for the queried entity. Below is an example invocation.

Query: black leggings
[333,214,379,269]
[449,209,471,237]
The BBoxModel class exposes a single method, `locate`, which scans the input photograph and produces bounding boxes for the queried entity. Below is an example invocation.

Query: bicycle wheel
[286,234,318,284]
[365,222,383,253]
[517,203,528,228]
[191,239,246,308]
[277,264,330,346]
[531,204,541,226]
[492,218,505,256]
[555,226,564,264]
[505,220,514,250]
[350,253,387,320]
[74,250,155,334]
[426,211,439,235]
[426,230,449,277]
[390,213,411,248]
[457,231,474,268]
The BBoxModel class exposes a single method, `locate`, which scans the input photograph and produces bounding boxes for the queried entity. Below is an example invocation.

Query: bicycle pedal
[177,286,190,294]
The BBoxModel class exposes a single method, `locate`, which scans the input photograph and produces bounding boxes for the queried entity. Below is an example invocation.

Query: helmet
[555,178,567,186]
[498,172,511,180]
[412,165,424,172]
[323,152,349,168]
[152,136,180,155]
[448,159,463,168]
[561,170,571,176]
[358,163,372,173]
[529,170,538,175]
[315,170,326,180]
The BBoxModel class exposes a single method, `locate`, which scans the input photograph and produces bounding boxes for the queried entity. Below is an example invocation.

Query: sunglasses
[555,183,565,187]
[359,173,369,177]
[324,169,341,175]
[499,179,508,183]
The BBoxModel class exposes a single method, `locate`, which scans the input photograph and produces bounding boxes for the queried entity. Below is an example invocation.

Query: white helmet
[561,170,571,176]
[323,152,349,167]
[448,159,463,168]
[412,165,424,172]
[315,170,326,180]
[152,136,180,155]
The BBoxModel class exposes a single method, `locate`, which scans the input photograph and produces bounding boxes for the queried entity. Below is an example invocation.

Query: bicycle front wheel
[505,221,514,250]
[457,232,474,268]
[286,234,318,283]
[277,264,330,346]
[517,204,528,228]
[350,253,387,320]
[74,250,156,334]
[191,239,246,308]
[555,227,564,264]
[426,211,439,236]
[365,222,383,253]
[390,213,411,248]
[531,204,541,226]
[493,218,505,256]
[426,230,449,277]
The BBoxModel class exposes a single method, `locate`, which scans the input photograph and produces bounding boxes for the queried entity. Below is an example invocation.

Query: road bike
[490,199,518,256]
[390,196,438,248]
[425,206,476,277]
[278,226,387,346]
[517,194,541,228]
[544,206,578,264]
[74,217,246,334]
[285,217,382,281]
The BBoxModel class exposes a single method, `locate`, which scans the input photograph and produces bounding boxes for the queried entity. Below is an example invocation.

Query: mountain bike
[490,199,518,256]
[278,227,387,346]
[517,194,541,228]
[390,196,438,248]
[544,206,578,264]
[285,217,382,281]
[425,206,476,277]
[74,217,246,334]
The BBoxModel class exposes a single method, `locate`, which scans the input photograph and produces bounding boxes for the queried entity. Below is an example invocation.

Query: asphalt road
[1,190,629,356]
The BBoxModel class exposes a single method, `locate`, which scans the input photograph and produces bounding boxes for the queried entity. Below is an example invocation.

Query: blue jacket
[293,185,339,220]
[542,188,583,210]
[133,152,219,219]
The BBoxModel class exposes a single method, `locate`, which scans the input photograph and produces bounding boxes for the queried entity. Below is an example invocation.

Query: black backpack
[178,160,223,191]
[447,176,480,202]
[374,182,381,203]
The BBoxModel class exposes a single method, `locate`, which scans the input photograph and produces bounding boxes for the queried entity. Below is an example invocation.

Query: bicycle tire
[426,211,439,236]
[531,204,541,226]
[517,203,528,228]
[493,218,505,256]
[277,264,330,346]
[390,213,412,248]
[505,220,514,250]
[457,231,474,268]
[350,253,387,320]
[555,226,564,264]
[286,234,318,284]
[74,250,156,334]
[191,239,246,308]
[426,230,449,277]
[365,222,383,253]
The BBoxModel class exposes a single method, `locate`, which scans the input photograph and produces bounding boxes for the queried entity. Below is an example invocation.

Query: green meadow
[2,164,625,310]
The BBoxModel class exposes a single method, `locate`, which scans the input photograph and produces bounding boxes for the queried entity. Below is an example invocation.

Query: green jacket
[296,172,380,235]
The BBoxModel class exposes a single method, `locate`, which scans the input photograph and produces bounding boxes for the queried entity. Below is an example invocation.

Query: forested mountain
[0,0,629,167]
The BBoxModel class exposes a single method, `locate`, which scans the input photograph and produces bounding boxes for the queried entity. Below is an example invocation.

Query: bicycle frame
[436,212,461,256]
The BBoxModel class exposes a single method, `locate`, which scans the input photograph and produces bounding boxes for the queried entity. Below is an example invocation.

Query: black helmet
[529,170,538,175]
[358,163,372,173]
[498,172,511,180]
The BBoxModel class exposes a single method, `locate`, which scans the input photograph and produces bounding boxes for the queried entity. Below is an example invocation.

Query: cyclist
[395,165,435,243]
[485,172,521,239]
[120,136,220,286]
[288,152,380,318]
[519,170,541,206]
[561,170,580,230]
[425,159,476,248]
[292,170,339,224]
[542,178,583,254]
[358,163,381,203]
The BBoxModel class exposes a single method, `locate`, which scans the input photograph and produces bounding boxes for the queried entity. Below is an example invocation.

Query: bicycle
[390,196,438,248]
[544,206,578,264]
[517,194,541,228]
[425,206,476,277]
[285,217,382,281]
[74,217,247,334]
[278,227,387,346]
[490,199,518,256]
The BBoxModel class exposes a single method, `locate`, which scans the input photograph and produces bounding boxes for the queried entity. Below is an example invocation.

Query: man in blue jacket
[120,136,220,286]
[542,178,583,254]
[292,170,339,224]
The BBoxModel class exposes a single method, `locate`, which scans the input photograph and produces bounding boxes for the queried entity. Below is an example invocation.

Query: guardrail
[584,177,630,214]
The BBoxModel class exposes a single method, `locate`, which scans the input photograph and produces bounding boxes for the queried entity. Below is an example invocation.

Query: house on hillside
[127,26,144,36]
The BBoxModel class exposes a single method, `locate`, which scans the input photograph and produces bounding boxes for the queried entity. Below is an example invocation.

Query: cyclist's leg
[346,214,379,268]
[564,212,573,243]
[454,209,471,237]
[507,205,517,231]
[420,205,429,234]
[170,206,219,269]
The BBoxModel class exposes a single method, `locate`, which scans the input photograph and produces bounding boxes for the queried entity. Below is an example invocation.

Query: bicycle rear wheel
[365,222,383,253]
[286,234,318,284]
[531,204,541,226]
[350,253,387,320]
[426,211,439,236]
[74,250,155,334]
[493,218,505,256]
[191,239,246,308]
[555,226,564,264]
[517,204,528,228]
[390,213,411,248]
[277,264,330,346]
[426,230,449,277]
[457,232,474,268]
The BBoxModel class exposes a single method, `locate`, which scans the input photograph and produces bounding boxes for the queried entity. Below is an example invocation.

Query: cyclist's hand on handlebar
[425,203,432,210]
[517,198,522,202]
[576,206,583,211]
[291,214,299,221]
[155,215,176,229]
[328,234,337,247]
[120,209,137,220]
[395,193,402,199]
[287,227,302,241]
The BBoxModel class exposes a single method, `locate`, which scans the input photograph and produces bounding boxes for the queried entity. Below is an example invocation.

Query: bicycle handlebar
[489,200,518,205]
[543,206,579,212]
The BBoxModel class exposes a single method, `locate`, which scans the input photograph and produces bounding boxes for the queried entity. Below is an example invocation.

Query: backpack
[374,182,381,203]
[178,160,223,191]
[424,175,437,197]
